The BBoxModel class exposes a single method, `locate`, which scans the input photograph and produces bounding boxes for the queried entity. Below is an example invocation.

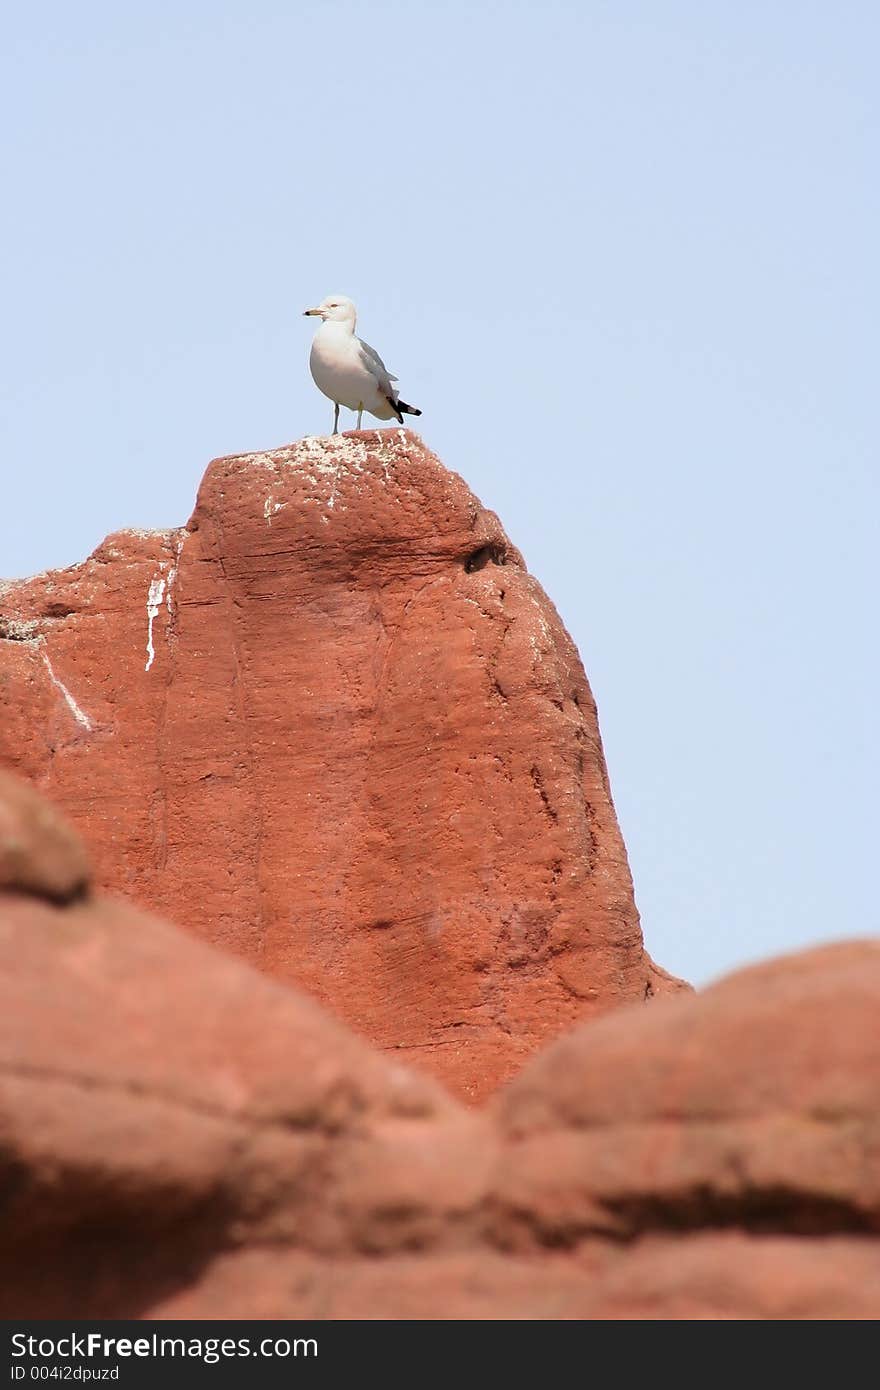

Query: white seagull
[303,294,422,434]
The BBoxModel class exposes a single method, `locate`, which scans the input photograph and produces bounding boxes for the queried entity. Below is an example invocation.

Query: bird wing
[358,337,398,396]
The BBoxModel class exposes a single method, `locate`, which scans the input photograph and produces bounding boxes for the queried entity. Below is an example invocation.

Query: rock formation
[6,431,872,1319]
[0,430,684,1100]
[1,770,878,1320]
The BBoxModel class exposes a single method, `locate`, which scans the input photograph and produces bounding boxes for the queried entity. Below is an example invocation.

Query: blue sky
[2,2,877,985]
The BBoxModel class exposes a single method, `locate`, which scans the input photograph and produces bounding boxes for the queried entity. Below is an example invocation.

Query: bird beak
[303,307,322,317]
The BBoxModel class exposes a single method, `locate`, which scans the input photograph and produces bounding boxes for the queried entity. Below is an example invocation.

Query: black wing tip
[384,396,421,425]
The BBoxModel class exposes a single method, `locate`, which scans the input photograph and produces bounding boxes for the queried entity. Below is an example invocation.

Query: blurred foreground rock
[1,772,877,1319]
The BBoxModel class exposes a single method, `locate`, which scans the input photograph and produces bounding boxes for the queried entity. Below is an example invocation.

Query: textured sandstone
[492,941,880,1244]
[5,432,875,1321]
[0,768,90,902]
[149,1238,880,1321]
[0,770,492,1317]
[0,772,878,1320]
[0,430,684,1100]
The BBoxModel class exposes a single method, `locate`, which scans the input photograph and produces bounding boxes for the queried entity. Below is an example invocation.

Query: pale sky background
[2,2,877,986]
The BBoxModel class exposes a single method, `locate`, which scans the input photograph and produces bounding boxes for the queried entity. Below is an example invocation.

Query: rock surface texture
[1,772,878,1319]
[0,430,684,1100]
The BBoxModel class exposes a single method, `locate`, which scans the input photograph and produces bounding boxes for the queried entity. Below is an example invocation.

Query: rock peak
[0,432,686,1100]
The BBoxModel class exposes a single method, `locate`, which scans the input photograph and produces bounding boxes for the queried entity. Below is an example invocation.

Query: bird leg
[356,403,364,430]
[332,402,339,435]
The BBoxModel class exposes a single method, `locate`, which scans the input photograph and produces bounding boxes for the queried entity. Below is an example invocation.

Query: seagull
[303,294,422,434]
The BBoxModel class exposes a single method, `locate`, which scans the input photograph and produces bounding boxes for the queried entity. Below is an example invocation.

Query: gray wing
[357,336,398,397]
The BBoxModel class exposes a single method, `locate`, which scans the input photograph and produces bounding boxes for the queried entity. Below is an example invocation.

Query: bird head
[303,295,357,326]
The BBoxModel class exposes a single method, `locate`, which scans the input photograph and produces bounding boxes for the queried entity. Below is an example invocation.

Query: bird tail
[384,395,422,426]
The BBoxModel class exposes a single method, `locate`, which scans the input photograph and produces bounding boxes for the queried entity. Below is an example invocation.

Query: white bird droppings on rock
[41,648,94,732]
[145,576,166,672]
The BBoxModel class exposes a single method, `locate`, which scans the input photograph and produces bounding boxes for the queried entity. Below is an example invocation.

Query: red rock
[0,431,685,1100]
[1,775,878,1320]
[0,768,89,902]
[571,1234,880,1320]
[150,1237,880,1320]
[0,781,491,1317]
[492,941,880,1246]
